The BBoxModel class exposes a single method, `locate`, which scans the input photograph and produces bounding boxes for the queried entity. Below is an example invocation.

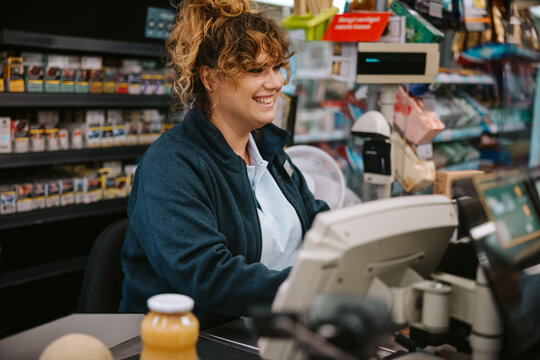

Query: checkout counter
[2,169,540,360]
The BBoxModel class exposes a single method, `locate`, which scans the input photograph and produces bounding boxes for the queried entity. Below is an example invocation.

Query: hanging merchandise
[461,0,490,32]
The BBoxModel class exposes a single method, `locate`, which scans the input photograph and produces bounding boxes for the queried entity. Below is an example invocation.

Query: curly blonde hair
[166,0,293,118]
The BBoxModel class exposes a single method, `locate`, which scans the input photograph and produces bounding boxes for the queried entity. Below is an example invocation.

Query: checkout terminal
[1,170,540,360]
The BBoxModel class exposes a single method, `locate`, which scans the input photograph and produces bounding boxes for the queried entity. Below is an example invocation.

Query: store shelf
[0,198,129,230]
[0,145,148,169]
[0,255,88,289]
[0,28,165,58]
[432,126,484,143]
[294,129,347,144]
[0,93,172,108]
[482,122,528,135]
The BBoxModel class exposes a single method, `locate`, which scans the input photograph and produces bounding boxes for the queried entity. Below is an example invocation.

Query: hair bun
[200,0,251,17]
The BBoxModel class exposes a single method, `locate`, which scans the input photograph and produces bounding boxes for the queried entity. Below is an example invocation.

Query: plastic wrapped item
[392,132,436,192]
[394,86,445,144]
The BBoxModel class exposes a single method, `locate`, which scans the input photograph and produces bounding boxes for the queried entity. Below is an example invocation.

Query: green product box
[75,69,90,93]
[45,55,63,93]
[23,52,44,93]
[61,56,80,93]
[390,1,444,43]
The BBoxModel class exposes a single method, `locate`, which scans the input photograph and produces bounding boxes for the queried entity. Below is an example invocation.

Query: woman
[119,0,329,329]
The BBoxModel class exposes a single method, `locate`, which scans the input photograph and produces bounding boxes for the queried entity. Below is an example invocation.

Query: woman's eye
[248,68,263,74]
[273,65,282,71]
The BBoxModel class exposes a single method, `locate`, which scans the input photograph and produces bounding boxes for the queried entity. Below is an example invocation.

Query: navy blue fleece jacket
[119,108,329,329]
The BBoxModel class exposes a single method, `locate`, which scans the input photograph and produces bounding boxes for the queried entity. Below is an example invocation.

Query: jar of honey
[140,293,199,360]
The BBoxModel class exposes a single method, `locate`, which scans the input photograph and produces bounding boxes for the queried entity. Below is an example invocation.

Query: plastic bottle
[140,293,199,360]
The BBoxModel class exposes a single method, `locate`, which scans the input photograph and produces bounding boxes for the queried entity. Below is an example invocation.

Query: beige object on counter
[39,333,113,360]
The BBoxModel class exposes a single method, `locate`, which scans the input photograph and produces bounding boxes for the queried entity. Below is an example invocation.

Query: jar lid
[147,293,194,314]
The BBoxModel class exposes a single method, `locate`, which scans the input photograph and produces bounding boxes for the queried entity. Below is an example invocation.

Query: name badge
[283,159,294,178]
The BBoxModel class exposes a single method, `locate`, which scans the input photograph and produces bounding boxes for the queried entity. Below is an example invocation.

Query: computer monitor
[471,171,540,359]
[259,195,458,359]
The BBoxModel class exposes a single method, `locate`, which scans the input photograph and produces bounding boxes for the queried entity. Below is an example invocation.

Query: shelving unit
[0,26,170,338]
[0,29,165,58]
[0,93,171,108]
[0,145,148,169]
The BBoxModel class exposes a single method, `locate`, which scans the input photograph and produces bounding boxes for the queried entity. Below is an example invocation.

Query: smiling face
[207,50,285,135]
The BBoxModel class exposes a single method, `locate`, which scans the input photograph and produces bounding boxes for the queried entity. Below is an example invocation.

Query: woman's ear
[199,66,214,93]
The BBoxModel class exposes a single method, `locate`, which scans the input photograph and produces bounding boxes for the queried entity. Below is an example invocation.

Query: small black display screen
[356,52,426,75]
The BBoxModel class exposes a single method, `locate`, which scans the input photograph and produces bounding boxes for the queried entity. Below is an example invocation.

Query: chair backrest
[77,218,129,313]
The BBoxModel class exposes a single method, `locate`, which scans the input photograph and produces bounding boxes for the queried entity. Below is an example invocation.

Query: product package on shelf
[29,124,45,152]
[32,182,46,210]
[389,0,445,43]
[0,117,12,153]
[58,128,69,150]
[60,178,75,206]
[0,184,17,214]
[46,180,61,208]
[23,52,45,93]
[16,183,33,212]
[13,120,30,153]
[394,86,445,144]
[5,57,25,92]
[84,56,103,94]
[83,173,102,204]
[45,55,63,93]
[103,63,119,94]
[392,132,436,192]
[45,124,59,151]
[123,60,143,95]
[85,110,105,148]
[61,56,79,93]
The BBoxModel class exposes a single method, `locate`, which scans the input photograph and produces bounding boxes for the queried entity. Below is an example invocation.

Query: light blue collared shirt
[246,134,302,271]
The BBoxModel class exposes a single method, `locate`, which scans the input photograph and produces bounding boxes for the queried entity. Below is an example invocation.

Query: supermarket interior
[1,0,540,359]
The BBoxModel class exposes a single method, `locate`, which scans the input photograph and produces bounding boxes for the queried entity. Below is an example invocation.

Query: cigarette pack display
[103,66,118,94]
[73,177,85,204]
[117,71,129,94]
[32,182,46,210]
[164,67,175,95]
[16,183,33,212]
[103,176,117,200]
[101,121,114,147]
[75,69,90,93]
[0,184,16,214]
[71,125,84,149]
[13,120,30,153]
[116,173,128,198]
[122,59,142,95]
[60,178,75,206]
[82,56,103,94]
[153,73,165,95]
[58,128,69,150]
[23,52,45,92]
[149,121,162,143]
[126,122,140,145]
[30,124,45,152]
[61,56,79,93]
[46,180,60,208]
[0,117,11,153]
[5,57,25,92]
[45,124,59,151]
[139,121,152,144]
[84,175,102,203]
[45,55,63,93]
[85,110,105,148]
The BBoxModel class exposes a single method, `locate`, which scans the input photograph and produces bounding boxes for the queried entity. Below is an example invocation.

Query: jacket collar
[183,108,290,171]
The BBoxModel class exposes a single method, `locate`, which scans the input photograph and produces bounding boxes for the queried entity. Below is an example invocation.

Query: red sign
[322,12,392,42]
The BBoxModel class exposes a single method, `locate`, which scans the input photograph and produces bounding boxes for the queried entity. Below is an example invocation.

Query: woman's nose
[264,69,283,89]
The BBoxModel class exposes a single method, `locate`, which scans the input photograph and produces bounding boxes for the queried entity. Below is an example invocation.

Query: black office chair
[77,218,129,313]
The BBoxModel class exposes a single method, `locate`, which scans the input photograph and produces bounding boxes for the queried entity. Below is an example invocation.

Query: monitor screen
[258,195,458,360]
[472,171,540,358]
